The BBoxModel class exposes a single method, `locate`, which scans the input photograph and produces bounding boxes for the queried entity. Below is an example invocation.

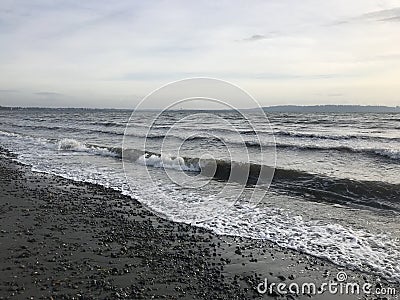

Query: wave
[3,132,400,212]
[58,139,120,158]
[374,149,400,160]
[275,130,362,140]
[54,140,400,212]
[273,130,400,142]
[383,117,400,122]
[119,147,400,213]
[298,145,400,160]
[6,121,399,154]
[145,134,222,142]
[136,153,200,172]
[50,138,400,213]
[2,126,399,163]
[3,123,125,136]
[272,168,400,212]
[245,141,400,161]
[5,123,75,131]
[0,132,122,159]
[90,121,125,127]
[126,130,400,161]
[0,130,20,137]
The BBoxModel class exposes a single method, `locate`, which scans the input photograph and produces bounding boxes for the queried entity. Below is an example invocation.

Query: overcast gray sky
[1,0,400,108]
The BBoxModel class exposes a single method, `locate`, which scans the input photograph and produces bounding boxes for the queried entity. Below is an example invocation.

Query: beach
[0,147,397,300]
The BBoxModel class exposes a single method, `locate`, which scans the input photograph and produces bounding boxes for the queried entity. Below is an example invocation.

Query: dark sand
[0,148,397,299]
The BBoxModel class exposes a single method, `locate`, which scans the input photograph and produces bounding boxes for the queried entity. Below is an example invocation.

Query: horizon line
[1,104,399,111]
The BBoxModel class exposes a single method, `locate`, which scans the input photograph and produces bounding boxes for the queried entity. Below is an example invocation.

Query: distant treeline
[0,106,128,111]
[1,105,399,113]
[263,105,400,113]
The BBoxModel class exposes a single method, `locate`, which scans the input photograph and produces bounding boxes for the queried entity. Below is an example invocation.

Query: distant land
[262,105,400,113]
[1,105,400,113]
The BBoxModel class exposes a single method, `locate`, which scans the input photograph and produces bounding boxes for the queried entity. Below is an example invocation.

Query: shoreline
[0,150,398,299]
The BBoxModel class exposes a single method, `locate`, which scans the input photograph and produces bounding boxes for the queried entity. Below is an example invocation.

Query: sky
[0,0,400,108]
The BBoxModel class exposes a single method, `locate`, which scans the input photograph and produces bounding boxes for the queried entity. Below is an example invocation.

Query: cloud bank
[0,0,399,108]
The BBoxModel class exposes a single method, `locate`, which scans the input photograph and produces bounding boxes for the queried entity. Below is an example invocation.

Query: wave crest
[58,138,120,158]
[136,153,200,172]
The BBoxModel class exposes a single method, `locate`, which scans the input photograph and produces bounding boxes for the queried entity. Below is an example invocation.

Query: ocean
[0,108,399,283]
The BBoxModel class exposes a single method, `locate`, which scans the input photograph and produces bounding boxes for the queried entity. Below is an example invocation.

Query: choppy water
[0,108,399,282]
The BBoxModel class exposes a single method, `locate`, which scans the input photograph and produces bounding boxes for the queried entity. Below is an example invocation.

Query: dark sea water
[0,108,399,282]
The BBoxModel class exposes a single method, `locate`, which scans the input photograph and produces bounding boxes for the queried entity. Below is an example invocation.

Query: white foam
[58,138,86,151]
[121,178,400,283]
[136,153,200,172]
[58,138,118,158]
[199,205,400,282]
[0,130,20,137]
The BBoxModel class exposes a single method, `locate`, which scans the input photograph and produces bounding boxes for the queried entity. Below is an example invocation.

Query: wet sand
[0,148,397,299]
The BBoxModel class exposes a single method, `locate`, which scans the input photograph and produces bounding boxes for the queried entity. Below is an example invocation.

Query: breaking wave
[55,138,400,213]
[57,138,120,158]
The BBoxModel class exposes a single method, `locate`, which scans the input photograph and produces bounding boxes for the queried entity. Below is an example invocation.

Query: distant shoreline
[262,105,400,113]
[1,104,399,113]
